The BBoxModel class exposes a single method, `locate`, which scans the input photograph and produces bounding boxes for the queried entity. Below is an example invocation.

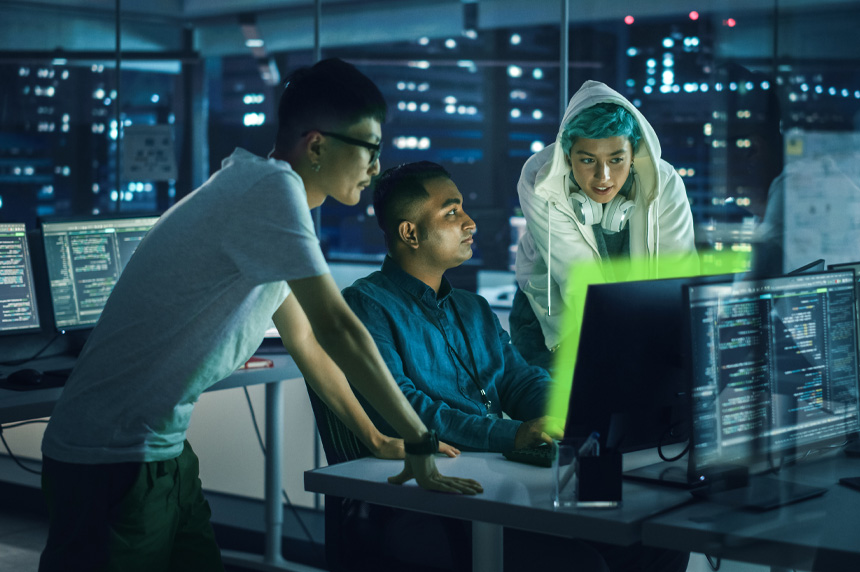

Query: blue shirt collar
[381,256,453,307]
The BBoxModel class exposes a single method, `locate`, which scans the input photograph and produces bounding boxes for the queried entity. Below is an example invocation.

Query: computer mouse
[6,368,44,387]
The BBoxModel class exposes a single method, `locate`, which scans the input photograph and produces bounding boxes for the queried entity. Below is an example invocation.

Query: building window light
[243,113,266,126]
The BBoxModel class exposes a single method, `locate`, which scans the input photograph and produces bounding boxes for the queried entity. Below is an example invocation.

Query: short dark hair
[276,58,387,149]
[373,161,451,250]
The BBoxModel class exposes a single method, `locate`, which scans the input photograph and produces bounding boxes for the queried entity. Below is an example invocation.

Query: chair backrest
[304,381,471,572]
[304,382,372,466]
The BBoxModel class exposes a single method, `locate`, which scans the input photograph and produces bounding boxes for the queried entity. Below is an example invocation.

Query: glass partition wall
[1,1,858,278]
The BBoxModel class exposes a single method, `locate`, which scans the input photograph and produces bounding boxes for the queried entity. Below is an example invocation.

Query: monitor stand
[843,440,860,457]
[625,460,749,490]
[691,475,828,511]
[623,460,700,489]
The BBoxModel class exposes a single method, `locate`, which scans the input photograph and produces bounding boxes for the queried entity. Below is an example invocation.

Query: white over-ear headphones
[568,172,636,233]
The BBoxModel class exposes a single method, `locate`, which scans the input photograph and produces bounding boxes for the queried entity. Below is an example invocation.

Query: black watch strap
[404,430,438,456]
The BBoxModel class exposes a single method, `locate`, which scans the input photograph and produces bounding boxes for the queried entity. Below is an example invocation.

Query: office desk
[304,452,694,572]
[642,452,860,572]
[0,354,301,422]
[0,352,312,572]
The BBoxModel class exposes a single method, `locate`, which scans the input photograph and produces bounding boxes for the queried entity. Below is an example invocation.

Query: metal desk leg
[473,521,504,572]
[221,380,325,572]
[265,379,285,565]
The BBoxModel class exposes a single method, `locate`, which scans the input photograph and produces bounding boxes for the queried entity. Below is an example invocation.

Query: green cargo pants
[40,441,225,572]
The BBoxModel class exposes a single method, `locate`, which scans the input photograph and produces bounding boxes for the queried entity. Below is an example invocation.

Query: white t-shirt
[42,148,329,464]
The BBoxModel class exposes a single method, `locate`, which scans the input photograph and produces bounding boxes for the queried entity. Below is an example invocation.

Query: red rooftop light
[689,11,699,20]
[624,15,634,25]
[726,18,737,27]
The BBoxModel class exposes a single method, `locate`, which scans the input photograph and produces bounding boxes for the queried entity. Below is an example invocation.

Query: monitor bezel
[828,261,860,273]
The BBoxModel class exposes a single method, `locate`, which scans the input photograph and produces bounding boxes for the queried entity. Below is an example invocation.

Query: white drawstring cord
[547,200,552,316]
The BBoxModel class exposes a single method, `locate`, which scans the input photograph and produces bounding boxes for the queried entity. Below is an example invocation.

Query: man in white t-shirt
[38,58,481,572]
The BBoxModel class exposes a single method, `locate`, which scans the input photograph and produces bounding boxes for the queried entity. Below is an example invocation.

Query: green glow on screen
[546,250,751,422]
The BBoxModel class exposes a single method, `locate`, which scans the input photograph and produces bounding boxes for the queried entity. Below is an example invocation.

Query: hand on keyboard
[503,443,557,467]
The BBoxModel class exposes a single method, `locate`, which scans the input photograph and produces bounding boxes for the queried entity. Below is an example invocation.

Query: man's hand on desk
[514,416,565,449]
[388,454,484,495]
[372,435,461,459]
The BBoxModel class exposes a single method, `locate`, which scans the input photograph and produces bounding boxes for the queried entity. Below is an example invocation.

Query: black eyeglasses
[311,130,382,165]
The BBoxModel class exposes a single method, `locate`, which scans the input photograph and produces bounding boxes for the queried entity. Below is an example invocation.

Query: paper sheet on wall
[784,129,860,165]
[782,153,860,271]
[122,124,177,181]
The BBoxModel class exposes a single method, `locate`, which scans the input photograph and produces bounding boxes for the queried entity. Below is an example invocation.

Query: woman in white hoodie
[511,80,698,369]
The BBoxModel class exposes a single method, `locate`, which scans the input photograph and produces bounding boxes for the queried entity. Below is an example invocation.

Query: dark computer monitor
[787,258,825,275]
[684,270,860,481]
[0,222,41,334]
[562,273,742,455]
[41,215,159,330]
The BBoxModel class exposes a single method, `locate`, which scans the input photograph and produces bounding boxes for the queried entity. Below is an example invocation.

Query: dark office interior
[1,0,860,571]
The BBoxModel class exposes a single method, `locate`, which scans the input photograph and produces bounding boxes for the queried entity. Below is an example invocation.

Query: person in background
[38,58,480,572]
[511,80,698,370]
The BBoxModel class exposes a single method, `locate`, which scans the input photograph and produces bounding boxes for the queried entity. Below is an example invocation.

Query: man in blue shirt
[342,161,689,572]
[342,161,562,452]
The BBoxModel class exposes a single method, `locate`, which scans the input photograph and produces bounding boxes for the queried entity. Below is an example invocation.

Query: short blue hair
[560,102,642,156]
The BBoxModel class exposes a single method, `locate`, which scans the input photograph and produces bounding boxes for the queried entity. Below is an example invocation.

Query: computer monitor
[685,270,860,481]
[41,215,159,330]
[0,222,41,334]
[829,261,860,354]
[787,258,825,275]
[563,273,742,454]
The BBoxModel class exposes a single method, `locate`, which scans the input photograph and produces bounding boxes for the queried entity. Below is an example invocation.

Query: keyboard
[503,443,556,467]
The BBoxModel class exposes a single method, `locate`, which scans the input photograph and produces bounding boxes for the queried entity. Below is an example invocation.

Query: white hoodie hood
[515,80,697,351]
[532,80,664,209]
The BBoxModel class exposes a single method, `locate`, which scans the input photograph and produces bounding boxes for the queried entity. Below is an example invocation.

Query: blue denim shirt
[342,257,553,452]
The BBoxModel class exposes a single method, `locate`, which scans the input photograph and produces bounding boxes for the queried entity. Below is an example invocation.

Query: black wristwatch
[404,430,438,456]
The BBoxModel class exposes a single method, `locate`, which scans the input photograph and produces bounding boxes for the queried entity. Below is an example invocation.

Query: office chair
[304,383,471,572]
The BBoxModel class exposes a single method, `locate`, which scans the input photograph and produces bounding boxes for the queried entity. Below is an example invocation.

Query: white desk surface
[304,451,695,546]
[642,451,860,571]
[0,352,301,424]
